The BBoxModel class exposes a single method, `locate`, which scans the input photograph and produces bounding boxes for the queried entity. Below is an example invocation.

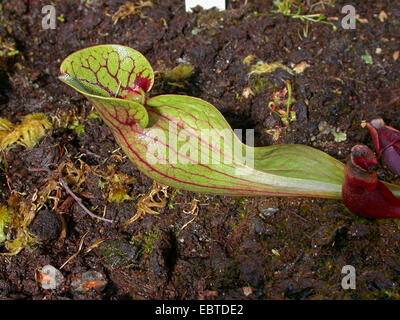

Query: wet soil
[0,0,400,300]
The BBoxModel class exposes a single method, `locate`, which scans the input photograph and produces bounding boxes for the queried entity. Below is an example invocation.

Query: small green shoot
[271,248,281,257]
[265,80,296,141]
[332,131,347,142]
[361,50,373,65]
[272,0,337,37]
[7,50,19,57]
[70,120,85,135]
[57,14,65,23]
[191,28,201,35]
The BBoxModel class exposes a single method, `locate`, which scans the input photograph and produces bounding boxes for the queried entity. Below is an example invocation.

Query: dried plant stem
[60,231,89,270]
[58,178,113,223]
[180,199,200,231]
[29,167,114,223]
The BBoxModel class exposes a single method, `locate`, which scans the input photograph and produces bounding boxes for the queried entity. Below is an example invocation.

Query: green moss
[98,167,135,203]
[252,77,273,94]
[57,14,65,23]
[107,185,133,203]
[88,110,101,120]
[195,9,225,30]
[165,64,194,82]
[7,50,19,57]
[0,204,11,243]
[130,226,162,258]
[249,61,293,76]
[300,205,311,214]
[97,239,138,270]
[167,190,182,209]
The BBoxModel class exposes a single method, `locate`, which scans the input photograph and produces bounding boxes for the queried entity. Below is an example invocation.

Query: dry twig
[124,181,169,225]
[111,1,154,24]
[29,167,113,223]
[180,199,200,231]
[60,232,89,270]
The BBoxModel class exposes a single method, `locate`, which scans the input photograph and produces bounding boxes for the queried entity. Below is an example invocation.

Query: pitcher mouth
[369,118,385,129]
[350,144,379,172]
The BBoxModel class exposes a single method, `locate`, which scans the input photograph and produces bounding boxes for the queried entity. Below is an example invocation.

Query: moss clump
[97,239,138,270]
[164,64,195,82]
[252,77,273,94]
[98,165,135,203]
[107,184,133,203]
[2,193,39,255]
[0,204,11,243]
[0,113,52,151]
[195,8,225,34]
[244,56,292,95]
[248,61,293,76]
[130,226,161,258]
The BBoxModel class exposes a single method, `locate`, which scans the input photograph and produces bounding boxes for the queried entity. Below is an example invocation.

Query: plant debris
[29,163,114,224]
[248,60,293,76]
[125,181,170,225]
[293,61,311,74]
[164,64,195,82]
[2,193,39,256]
[60,231,89,270]
[0,113,52,151]
[111,0,154,24]
[98,165,135,203]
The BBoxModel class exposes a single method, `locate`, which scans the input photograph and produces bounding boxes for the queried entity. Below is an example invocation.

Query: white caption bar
[185,0,226,12]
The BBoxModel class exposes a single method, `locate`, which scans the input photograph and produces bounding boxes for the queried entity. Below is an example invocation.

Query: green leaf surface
[59,44,154,127]
[143,95,345,198]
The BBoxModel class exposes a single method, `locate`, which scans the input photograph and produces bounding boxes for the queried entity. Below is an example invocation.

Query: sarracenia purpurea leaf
[59,45,400,199]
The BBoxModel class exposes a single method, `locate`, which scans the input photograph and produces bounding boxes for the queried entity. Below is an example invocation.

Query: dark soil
[0,0,400,300]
